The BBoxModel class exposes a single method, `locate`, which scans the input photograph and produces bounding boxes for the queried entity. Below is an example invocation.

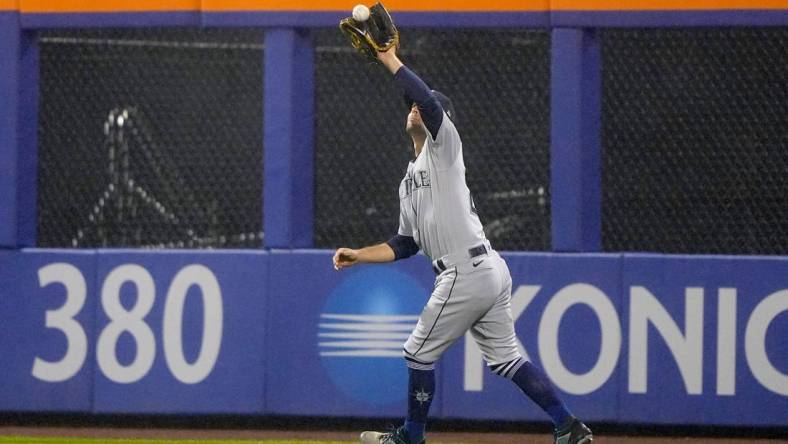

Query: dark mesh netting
[37,28,264,248]
[601,28,788,255]
[314,29,551,251]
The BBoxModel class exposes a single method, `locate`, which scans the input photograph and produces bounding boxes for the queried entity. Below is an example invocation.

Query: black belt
[432,244,488,274]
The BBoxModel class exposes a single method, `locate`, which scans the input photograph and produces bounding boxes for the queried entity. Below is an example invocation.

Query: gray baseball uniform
[398,110,522,372]
[356,53,591,444]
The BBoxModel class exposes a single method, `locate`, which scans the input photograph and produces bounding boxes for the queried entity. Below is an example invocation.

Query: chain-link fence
[314,28,551,251]
[601,28,788,255]
[37,28,264,248]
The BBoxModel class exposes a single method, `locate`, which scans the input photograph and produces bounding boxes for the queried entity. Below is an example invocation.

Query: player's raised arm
[378,48,444,140]
[338,4,444,140]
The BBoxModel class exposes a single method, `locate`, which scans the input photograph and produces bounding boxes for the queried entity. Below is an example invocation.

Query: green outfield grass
[0,438,351,444]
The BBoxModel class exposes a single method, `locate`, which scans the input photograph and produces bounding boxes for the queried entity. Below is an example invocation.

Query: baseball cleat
[553,417,593,444]
[359,426,425,444]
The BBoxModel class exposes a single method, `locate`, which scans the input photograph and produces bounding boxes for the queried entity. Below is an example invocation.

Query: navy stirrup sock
[404,367,434,442]
[403,420,425,443]
[511,361,573,427]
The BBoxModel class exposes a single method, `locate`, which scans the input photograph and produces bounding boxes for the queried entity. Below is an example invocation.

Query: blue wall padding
[90,250,268,414]
[0,249,97,411]
[21,11,202,29]
[550,10,788,28]
[2,249,787,425]
[16,10,786,30]
[263,28,315,248]
[550,28,601,252]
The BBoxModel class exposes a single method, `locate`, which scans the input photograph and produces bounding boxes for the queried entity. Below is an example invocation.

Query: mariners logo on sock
[413,388,432,406]
[319,266,426,406]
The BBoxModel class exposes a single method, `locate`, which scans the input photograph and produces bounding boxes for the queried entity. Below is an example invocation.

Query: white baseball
[352,4,370,21]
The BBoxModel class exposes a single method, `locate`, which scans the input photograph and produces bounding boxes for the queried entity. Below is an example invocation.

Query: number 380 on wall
[33,263,223,385]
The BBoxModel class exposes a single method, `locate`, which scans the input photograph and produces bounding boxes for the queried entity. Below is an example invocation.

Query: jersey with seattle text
[397,112,487,261]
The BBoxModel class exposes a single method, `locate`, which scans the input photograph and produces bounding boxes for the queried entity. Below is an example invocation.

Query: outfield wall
[1,249,786,425]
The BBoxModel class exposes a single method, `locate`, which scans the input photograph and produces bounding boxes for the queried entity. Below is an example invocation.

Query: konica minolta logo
[318,313,418,358]
[318,267,427,406]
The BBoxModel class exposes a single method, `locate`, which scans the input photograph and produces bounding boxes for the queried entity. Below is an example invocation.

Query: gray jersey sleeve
[398,176,415,237]
[427,111,462,170]
[398,207,414,237]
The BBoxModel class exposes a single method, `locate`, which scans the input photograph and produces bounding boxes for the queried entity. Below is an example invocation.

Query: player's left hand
[339,2,399,64]
[333,248,359,270]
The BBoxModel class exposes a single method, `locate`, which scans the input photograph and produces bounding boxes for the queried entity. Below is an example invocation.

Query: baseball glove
[339,3,399,63]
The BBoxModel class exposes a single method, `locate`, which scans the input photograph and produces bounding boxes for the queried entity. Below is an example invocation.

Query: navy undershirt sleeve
[386,234,420,260]
[394,66,443,140]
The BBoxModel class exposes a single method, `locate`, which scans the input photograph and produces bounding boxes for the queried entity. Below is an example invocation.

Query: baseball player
[332,44,593,444]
